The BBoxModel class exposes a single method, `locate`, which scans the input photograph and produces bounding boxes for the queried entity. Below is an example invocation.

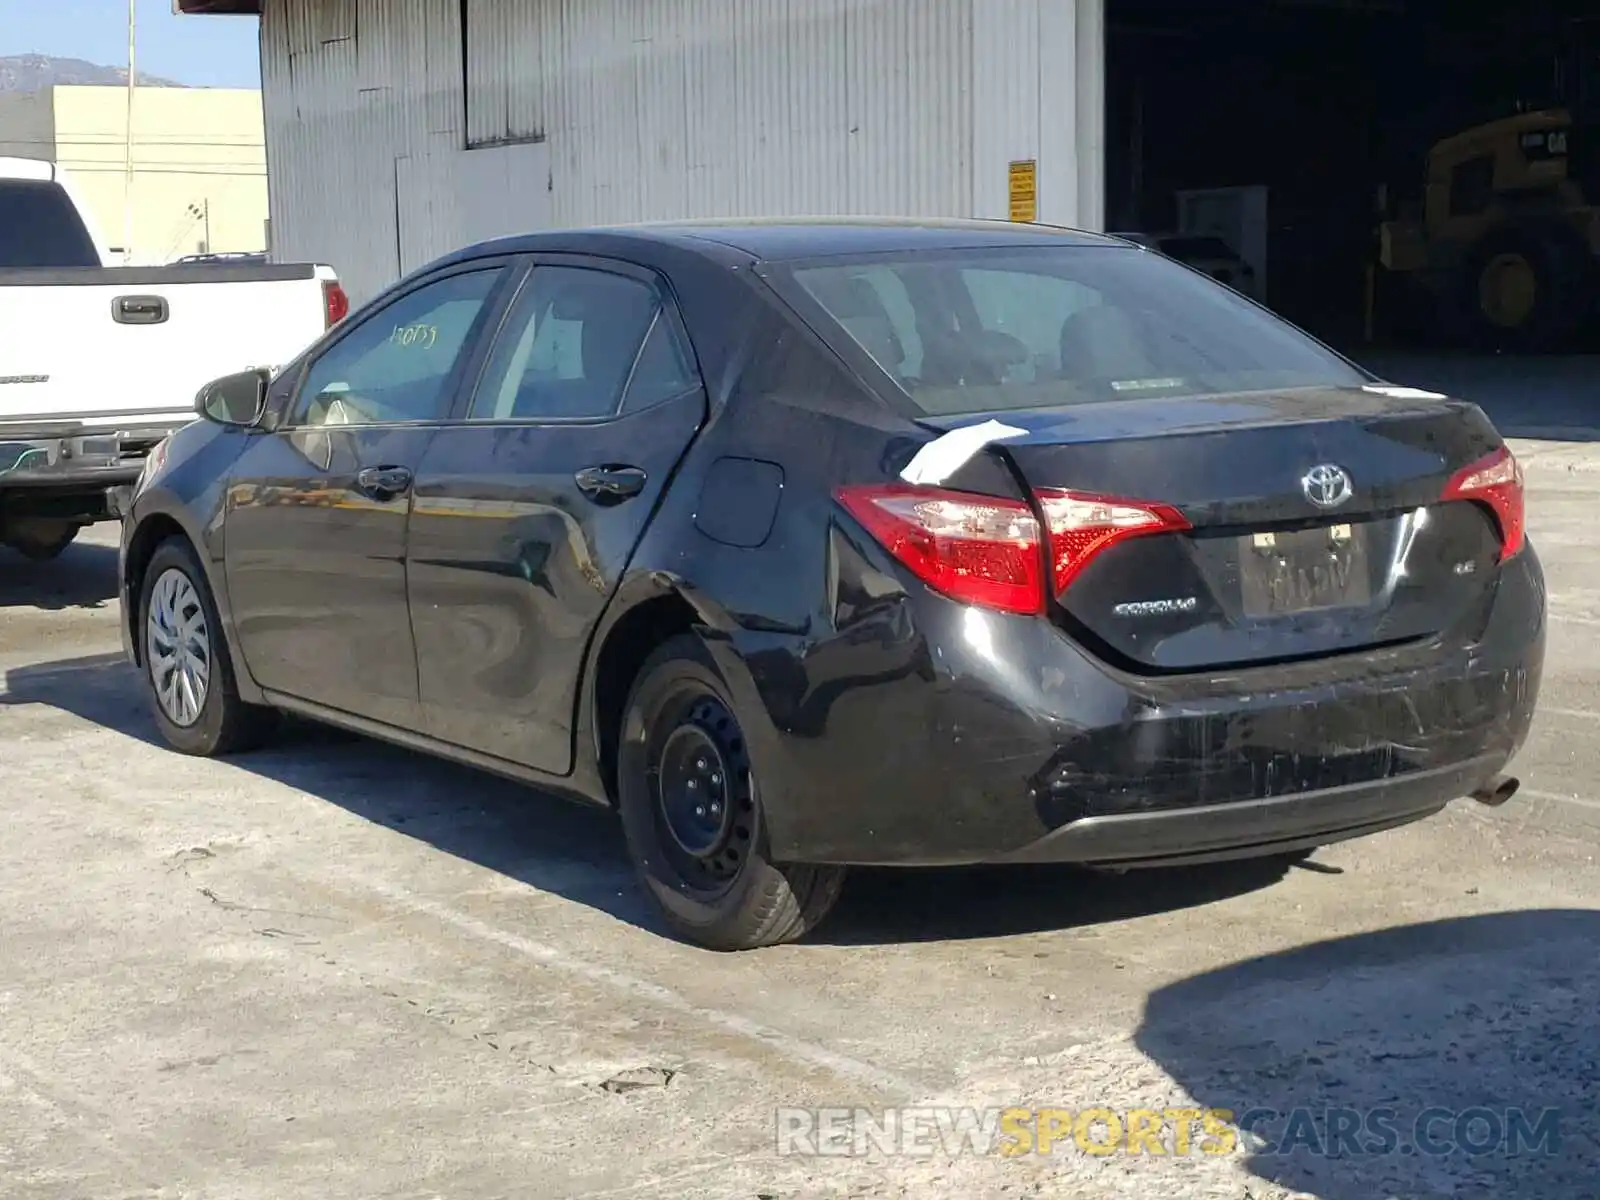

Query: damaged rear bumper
[747,544,1545,867]
[990,755,1501,867]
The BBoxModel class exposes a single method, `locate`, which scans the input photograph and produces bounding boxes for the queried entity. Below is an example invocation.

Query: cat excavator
[1377,22,1599,351]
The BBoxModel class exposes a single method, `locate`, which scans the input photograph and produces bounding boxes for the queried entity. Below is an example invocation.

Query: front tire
[138,537,278,756]
[616,633,845,951]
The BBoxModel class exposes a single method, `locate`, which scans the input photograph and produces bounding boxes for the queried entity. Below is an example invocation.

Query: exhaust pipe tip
[1469,775,1520,807]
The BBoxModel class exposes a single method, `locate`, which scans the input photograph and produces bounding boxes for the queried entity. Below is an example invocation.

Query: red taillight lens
[1036,488,1192,594]
[1443,445,1524,560]
[835,483,1191,615]
[835,484,1045,615]
[323,280,350,328]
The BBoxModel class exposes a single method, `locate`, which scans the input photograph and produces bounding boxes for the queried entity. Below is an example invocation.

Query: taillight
[834,483,1190,615]
[1442,445,1524,560]
[322,279,350,328]
[1036,488,1192,593]
[834,484,1045,615]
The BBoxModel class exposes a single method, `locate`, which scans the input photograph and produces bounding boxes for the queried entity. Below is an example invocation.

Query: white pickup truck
[0,156,346,559]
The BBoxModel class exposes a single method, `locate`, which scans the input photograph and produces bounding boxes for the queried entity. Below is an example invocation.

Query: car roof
[455,216,1130,266]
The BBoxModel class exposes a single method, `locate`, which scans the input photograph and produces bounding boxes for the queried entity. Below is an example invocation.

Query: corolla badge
[1113,597,1198,618]
[1302,463,1353,509]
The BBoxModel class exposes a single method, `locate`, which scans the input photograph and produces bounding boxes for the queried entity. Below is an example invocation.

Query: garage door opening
[1105,0,1600,364]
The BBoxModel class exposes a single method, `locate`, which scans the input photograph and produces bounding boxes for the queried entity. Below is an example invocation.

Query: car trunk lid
[918,385,1513,671]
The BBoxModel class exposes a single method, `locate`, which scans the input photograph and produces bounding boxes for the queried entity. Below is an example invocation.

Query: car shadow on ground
[0,540,118,611]
[2,651,1294,945]
[1137,909,1600,1198]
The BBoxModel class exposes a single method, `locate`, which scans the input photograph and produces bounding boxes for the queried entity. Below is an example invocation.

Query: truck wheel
[137,536,278,756]
[1460,222,1591,352]
[615,633,846,951]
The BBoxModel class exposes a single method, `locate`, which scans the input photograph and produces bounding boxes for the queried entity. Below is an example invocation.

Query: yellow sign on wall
[1008,159,1038,223]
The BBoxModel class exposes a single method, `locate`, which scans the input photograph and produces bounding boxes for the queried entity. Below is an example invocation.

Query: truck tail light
[323,280,350,328]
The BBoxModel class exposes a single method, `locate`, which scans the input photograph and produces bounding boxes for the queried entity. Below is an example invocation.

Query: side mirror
[196,368,270,428]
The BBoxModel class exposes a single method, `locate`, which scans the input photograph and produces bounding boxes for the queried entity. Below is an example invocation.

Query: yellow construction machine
[1378,107,1598,350]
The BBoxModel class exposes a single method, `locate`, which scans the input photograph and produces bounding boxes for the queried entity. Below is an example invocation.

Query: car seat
[808,274,907,377]
[1057,302,1153,383]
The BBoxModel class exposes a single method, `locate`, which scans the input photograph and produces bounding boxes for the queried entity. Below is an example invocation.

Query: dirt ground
[4,399,1600,1198]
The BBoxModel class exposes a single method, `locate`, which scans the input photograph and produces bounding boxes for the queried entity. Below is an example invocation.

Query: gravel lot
[4,389,1600,1199]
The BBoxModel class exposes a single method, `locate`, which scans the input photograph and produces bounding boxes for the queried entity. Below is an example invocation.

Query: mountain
[0,54,186,92]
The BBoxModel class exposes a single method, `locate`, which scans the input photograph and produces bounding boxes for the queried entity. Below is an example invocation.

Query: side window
[468,266,661,421]
[619,310,701,413]
[294,269,502,427]
[960,268,1100,382]
[1448,156,1495,218]
[0,179,100,267]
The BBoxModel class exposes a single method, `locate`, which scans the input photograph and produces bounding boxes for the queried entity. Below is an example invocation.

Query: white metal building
[182,0,1106,305]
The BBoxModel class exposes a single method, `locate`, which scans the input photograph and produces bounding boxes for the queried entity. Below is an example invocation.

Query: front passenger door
[224,264,509,727]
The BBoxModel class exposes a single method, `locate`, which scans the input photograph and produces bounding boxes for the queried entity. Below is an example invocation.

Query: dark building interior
[1106,0,1600,351]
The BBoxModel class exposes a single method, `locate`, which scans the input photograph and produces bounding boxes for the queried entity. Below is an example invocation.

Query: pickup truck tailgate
[0,264,332,429]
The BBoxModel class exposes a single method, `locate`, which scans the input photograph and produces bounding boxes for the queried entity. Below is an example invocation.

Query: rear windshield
[0,179,100,268]
[778,245,1365,416]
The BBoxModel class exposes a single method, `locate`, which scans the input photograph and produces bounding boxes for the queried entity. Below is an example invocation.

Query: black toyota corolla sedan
[117,218,1544,950]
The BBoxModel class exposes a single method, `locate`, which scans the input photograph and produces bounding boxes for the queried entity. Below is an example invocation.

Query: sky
[3,0,261,88]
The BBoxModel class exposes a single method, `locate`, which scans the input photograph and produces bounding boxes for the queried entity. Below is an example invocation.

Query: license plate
[1239,523,1372,618]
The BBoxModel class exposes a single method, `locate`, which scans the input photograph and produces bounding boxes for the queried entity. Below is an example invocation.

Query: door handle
[112,294,169,325]
[574,464,647,502]
[355,465,413,501]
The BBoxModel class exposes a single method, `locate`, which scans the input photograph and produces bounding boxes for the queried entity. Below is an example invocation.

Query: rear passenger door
[407,256,707,774]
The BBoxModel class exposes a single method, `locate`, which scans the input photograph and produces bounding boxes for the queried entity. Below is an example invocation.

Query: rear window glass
[0,179,99,268]
[780,245,1364,416]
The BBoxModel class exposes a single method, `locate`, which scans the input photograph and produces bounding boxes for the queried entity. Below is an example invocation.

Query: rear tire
[137,536,278,756]
[616,633,845,951]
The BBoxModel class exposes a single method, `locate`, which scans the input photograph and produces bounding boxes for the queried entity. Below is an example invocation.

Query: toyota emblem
[1301,464,1353,509]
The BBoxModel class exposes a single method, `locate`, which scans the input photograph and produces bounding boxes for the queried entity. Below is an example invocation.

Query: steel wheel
[616,633,847,950]
[145,566,212,728]
[648,692,756,896]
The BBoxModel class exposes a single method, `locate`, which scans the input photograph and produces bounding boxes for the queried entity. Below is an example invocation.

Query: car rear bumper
[732,543,1545,867]
[989,755,1497,867]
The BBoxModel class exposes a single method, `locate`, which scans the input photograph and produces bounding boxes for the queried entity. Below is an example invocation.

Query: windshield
[0,179,100,268]
[778,245,1365,417]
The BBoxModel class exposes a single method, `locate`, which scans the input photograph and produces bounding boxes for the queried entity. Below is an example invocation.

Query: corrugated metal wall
[501,0,975,226]
[260,0,1102,305]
